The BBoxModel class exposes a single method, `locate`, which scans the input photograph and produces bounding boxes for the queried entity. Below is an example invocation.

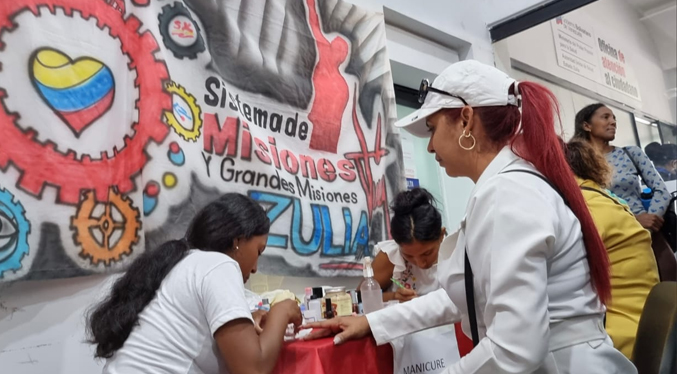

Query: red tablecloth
[272,337,393,374]
[455,323,474,357]
[272,323,473,374]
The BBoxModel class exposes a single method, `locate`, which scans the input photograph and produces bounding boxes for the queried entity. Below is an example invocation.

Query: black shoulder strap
[621,147,649,187]
[464,169,568,347]
[464,249,479,346]
[501,169,568,204]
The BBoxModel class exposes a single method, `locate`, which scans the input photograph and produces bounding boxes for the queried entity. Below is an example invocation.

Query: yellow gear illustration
[71,188,141,265]
[163,81,202,142]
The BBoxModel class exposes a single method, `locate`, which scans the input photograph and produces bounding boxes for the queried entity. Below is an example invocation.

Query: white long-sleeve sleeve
[366,289,461,345]
[444,176,571,374]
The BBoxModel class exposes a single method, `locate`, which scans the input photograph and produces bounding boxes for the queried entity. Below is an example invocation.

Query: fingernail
[333,336,342,345]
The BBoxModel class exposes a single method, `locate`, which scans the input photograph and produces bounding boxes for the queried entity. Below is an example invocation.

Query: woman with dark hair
[573,104,670,232]
[564,139,659,359]
[89,193,302,374]
[304,60,634,373]
[371,188,445,302]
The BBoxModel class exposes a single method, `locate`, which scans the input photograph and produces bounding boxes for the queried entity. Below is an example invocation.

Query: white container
[360,256,383,314]
[307,298,324,321]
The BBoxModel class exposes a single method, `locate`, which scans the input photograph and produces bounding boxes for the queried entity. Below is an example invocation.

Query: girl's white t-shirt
[103,250,253,374]
[375,240,441,296]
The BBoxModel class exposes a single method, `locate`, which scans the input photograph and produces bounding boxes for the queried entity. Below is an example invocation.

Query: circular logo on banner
[0,188,31,279]
[164,81,202,141]
[158,2,205,59]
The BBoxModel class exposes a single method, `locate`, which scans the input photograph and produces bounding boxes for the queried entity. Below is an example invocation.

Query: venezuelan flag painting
[30,48,115,137]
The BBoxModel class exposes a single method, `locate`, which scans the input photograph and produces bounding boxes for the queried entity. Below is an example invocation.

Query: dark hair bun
[391,188,435,216]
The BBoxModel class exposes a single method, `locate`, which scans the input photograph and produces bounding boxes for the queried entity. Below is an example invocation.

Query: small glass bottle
[350,290,360,315]
[303,287,313,309]
[324,298,335,319]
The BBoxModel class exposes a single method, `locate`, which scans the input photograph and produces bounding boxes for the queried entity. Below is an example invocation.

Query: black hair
[390,188,442,244]
[655,144,677,165]
[574,103,607,140]
[645,142,663,163]
[88,193,270,359]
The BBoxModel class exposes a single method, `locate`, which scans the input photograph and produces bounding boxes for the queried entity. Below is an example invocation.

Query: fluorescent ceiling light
[635,117,653,125]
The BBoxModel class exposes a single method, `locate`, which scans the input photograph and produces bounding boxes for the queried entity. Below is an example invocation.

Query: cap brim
[394,107,442,138]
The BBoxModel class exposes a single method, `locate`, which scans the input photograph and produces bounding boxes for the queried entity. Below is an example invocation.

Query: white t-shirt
[103,250,253,374]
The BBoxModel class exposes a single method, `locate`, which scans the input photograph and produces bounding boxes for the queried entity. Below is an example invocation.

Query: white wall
[494,0,675,125]
[0,1,548,373]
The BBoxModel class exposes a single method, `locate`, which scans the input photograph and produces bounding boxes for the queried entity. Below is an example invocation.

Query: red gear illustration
[0,0,171,205]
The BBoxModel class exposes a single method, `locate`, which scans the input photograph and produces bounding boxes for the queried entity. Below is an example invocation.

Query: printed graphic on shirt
[607,147,670,216]
[0,0,403,281]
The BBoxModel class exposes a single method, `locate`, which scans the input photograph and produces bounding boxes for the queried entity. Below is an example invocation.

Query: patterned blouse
[605,146,670,216]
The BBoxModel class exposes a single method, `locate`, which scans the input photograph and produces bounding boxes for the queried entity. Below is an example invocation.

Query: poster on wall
[551,13,641,101]
[0,0,404,282]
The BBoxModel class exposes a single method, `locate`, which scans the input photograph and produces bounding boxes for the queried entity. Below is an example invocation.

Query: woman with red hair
[304,60,635,373]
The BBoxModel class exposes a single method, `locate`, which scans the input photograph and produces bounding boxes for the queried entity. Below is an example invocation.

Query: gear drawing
[158,2,205,60]
[0,188,31,278]
[71,188,141,265]
[164,81,202,142]
[0,1,171,205]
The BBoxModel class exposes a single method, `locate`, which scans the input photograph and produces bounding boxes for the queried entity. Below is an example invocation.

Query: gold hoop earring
[459,130,476,151]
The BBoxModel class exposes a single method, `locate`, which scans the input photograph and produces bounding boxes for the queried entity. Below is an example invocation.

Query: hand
[301,316,371,345]
[271,299,302,329]
[394,287,417,303]
[251,309,267,334]
[636,213,664,232]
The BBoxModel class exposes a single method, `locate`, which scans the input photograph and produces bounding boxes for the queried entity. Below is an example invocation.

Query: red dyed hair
[448,82,611,304]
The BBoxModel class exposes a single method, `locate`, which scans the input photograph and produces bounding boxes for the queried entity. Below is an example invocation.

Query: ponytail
[456,82,611,304]
[88,193,270,358]
[516,82,611,303]
[88,239,190,358]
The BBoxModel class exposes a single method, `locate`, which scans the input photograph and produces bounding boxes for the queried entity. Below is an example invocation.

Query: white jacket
[367,147,636,373]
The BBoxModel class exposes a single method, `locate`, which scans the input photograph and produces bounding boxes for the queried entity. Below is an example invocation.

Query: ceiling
[626,0,677,71]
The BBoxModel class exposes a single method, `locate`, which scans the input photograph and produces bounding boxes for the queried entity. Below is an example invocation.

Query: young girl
[89,193,301,374]
[372,188,446,302]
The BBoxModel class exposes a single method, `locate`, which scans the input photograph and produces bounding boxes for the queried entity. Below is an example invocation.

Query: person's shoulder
[622,145,644,156]
[182,250,239,274]
[376,240,399,255]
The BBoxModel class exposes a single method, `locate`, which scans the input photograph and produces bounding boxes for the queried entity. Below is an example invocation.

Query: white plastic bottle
[360,256,383,314]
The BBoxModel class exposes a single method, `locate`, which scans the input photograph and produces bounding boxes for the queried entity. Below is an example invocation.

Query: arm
[631,147,670,216]
[302,289,461,345]
[449,178,552,373]
[367,289,460,345]
[371,250,395,301]
[215,300,300,374]
[200,262,301,374]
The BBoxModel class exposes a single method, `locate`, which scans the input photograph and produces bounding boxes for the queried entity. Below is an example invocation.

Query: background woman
[89,193,302,374]
[573,104,670,232]
[304,60,634,373]
[372,188,446,302]
[565,139,659,359]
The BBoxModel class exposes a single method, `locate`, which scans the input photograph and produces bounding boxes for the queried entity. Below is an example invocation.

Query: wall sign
[552,14,641,101]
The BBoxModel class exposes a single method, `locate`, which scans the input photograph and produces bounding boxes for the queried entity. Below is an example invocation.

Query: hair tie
[511,81,522,108]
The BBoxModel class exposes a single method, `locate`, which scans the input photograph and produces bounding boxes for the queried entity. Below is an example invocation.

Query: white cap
[395,60,519,138]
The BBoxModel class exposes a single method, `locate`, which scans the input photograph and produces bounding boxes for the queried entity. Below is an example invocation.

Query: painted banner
[551,13,641,101]
[0,0,404,282]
